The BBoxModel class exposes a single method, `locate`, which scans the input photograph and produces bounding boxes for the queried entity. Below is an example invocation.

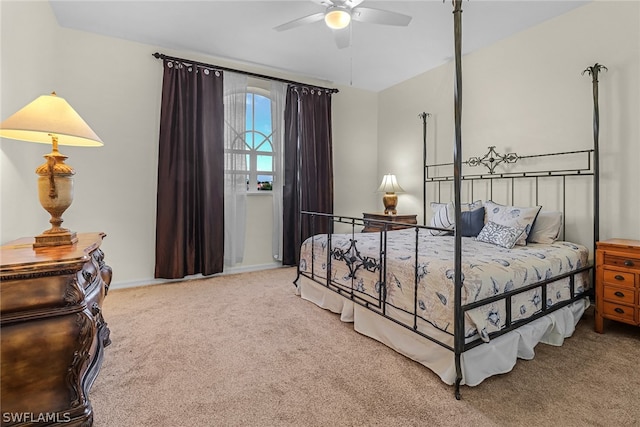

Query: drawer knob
[624,260,635,267]
[614,275,625,281]
[614,307,625,314]
[614,291,625,298]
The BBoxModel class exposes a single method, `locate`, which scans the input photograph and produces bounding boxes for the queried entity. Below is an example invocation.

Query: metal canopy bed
[294,1,605,399]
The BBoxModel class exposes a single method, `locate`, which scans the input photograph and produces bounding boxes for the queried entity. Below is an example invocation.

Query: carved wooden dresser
[0,232,111,426]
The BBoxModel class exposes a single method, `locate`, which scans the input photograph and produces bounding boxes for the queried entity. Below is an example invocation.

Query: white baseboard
[109,262,284,291]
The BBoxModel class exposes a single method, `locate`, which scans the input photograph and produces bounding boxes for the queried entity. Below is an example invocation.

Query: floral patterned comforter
[298,229,590,341]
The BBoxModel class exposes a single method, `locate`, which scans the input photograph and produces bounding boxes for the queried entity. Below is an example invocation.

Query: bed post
[420,112,431,225]
[451,0,464,400]
[582,64,606,262]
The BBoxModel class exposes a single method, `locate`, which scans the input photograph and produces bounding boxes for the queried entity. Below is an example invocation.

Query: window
[227,91,274,191]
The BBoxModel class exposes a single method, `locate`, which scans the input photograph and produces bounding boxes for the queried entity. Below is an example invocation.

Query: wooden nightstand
[595,238,640,333]
[362,212,417,233]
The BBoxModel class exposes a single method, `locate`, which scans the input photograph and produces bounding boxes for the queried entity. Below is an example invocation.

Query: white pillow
[429,202,455,236]
[483,201,541,246]
[428,200,483,236]
[528,211,563,244]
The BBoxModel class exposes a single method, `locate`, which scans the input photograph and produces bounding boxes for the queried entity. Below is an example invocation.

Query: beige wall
[0,1,378,286]
[378,0,640,250]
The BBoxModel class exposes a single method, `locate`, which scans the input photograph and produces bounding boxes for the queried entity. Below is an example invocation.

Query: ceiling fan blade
[344,0,364,8]
[274,12,325,32]
[316,0,362,8]
[351,7,412,26]
[333,28,350,49]
[309,0,335,5]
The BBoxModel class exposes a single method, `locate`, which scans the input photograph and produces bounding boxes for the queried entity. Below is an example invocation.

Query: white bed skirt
[296,275,589,386]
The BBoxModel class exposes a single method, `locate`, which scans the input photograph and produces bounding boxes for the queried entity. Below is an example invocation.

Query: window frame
[225,87,275,193]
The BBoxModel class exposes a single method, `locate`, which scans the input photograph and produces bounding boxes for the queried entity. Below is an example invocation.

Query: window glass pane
[245,131,254,149]
[257,175,273,191]
[254,94,272,137]
[255,135,273,152]
[227,154,248,171]
[257,155,272,172]
[233,134,247,151]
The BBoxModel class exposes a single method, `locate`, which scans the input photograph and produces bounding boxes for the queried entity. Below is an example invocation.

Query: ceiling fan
[273,0,412,49]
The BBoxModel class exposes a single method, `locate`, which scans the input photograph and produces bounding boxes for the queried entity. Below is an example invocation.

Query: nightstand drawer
[602,301,635,323]
[604,254,640,271]
[603,270,636,288]
[603,285,635,305]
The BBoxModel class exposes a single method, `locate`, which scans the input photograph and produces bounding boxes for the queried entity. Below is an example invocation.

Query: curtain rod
[152,52,339,94]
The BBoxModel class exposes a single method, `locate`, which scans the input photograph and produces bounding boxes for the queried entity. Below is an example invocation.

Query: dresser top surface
[1,232,105,272]
[363,212,417,219]
[597,238,640,252]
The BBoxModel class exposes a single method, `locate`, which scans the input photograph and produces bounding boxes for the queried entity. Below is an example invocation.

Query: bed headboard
[420,64,605,256]
[421,133,600,257]
[422,144,595,240]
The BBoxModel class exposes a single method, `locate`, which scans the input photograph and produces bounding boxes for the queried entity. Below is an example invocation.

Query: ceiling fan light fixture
[325,8,351,30]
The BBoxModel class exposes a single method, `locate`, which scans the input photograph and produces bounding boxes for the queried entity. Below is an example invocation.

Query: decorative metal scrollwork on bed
[331,239,381,280]
[466,146,519,174]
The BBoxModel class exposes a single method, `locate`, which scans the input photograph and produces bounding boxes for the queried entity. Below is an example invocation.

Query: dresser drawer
[603,269,636,288]
[604,254,640,271]
[603,285,636,305]
[602,301,636,323]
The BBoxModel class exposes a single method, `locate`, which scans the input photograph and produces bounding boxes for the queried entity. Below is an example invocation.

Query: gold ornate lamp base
[34,230,78,248]
[33,141,78,248]
[382,192,398,215]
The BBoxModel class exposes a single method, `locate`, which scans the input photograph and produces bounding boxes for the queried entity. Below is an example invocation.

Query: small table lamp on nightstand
[0,92,103,247]
[377,174,404,215]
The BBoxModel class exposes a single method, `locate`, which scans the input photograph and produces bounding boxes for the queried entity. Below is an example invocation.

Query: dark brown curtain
[282,86,334,265]
[155,60,225,279]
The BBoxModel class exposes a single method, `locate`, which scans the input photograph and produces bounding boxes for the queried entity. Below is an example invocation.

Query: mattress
[299,229,590,342]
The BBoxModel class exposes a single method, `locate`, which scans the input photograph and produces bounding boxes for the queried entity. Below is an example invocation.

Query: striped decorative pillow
[429,202,455,236]
[428,201,484,236]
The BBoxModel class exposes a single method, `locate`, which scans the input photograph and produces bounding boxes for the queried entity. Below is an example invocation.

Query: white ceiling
[49,0,589,92]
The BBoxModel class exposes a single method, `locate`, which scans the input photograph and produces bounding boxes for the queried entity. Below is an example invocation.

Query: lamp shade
[377,174,405,193]
[0,92,103,147]
[325,8,351,30]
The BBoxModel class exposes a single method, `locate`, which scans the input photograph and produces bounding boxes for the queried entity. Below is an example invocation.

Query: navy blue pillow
[460,208,485,237]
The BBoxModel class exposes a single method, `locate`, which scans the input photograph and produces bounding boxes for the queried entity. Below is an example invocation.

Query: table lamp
[377,174,404,215]
[0,92,103,247]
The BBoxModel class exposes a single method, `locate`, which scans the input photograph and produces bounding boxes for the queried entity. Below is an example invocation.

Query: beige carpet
[91,267,640,427]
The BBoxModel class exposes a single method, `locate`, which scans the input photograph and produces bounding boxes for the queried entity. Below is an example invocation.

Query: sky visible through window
[246,93,273,187]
